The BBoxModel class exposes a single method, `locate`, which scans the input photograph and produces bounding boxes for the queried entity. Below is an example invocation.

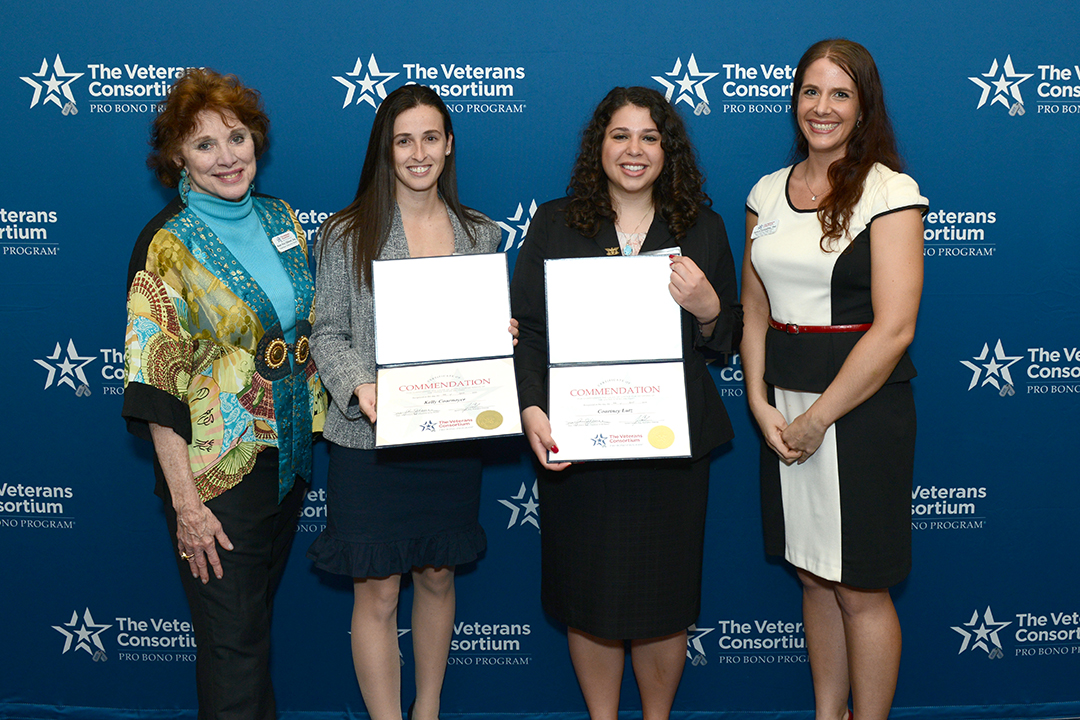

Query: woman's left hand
[509,318,519,346]
[668,255,720,323]
[781,412,828,464]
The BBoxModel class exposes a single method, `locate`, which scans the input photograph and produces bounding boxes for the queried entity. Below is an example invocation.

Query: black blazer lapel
[592,222,622,257]
[639,217,677,255]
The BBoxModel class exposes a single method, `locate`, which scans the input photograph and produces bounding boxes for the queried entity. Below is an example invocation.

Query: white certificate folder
[544,256,691,462]
[372,253,522,447]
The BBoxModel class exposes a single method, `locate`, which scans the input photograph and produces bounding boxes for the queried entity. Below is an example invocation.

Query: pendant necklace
[803,170,825,202]
[617,207,653,256]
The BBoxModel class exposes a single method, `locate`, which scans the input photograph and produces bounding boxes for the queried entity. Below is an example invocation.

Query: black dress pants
[162,450,305,720]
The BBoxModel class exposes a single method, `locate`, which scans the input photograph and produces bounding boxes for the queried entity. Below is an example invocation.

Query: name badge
[271,230,300,252]
[751,220,778,240]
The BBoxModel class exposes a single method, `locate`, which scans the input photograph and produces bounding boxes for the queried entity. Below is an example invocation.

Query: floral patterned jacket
[122,194,326,503]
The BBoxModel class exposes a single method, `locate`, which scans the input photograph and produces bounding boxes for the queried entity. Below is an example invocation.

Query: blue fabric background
[2,0,1078,717]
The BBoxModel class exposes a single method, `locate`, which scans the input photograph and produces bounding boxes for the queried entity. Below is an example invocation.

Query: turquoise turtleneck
[186,186,298,343]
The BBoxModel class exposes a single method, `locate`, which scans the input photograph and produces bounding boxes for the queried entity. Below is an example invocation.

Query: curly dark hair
[789,39,903,250]
[565,86,709,240]
[147,68,269,188]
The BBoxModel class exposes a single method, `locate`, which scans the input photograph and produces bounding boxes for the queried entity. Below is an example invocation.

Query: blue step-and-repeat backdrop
[2,0,1078,718]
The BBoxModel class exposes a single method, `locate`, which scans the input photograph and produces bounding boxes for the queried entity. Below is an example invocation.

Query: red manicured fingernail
[668,254,676,258]
[551,445,559,453]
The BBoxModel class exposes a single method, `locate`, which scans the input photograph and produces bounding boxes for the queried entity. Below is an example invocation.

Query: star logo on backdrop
[497,199,538,252]
[53,608,111,656]
[686,624,714,665]
[35,340,96,393]
[969,56,1032,113]
[653,55,717,111]
[334,55,398,109]
[591,434,607,447]
[420,420,436,432]
[397,627,411,665]
[952,607,1011,657]
[961,339,1022,391]
[21,55,83,112]
[498,480,540,530]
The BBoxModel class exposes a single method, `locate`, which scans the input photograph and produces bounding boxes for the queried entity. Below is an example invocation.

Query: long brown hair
[565,86,709,240]
[790,39,903,250]
[319,85,485,288]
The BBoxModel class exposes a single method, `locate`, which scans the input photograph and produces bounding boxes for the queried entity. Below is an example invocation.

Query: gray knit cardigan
[310,203,502,449]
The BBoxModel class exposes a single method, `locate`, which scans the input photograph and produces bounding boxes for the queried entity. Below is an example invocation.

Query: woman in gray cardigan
[308,85,502,720]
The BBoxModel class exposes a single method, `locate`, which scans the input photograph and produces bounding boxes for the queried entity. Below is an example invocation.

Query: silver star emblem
[35,340,96,392]
[952,607,1011,655]
[498,481,540,530]
[686,624,714,662]
[653,55,717,109]
[53,609,111,655]
[334,55,399,109]
[398,627,411,665]
[969,56,1032,112]
[961,340,1022,391]
[21,55,83,110]
[497,200,538,252]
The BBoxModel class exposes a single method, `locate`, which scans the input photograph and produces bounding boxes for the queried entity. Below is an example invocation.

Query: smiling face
[601,104,664,202]
[175,109,256,201]
[797,57,862,163]
[391,104,451,198]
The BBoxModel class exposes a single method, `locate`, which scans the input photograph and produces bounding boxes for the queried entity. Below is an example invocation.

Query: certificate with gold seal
[372,254,522,447]
[374,357,520,446]
[544,255,690,462]
[547,362,690,461]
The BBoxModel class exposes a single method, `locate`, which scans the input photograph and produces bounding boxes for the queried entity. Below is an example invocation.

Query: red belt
[769,318,871,334]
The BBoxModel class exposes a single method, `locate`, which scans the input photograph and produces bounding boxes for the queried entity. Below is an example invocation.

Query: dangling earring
[179,168,191,203]
[856,118,863,128]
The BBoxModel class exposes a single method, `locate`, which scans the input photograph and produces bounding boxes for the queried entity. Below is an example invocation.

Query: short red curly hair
[147,68,269,188]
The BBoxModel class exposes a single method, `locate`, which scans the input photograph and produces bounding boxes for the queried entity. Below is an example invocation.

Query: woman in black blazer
[511,86,741,720]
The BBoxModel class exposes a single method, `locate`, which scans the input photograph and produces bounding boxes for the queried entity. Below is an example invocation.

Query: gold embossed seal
[648,425,675,449]
[476,410,503,430]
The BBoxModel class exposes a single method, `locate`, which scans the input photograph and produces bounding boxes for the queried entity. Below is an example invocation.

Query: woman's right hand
[355,383,377,423]
[521,405,571,471]
[150,422,233,584]
[751,402,802,465]
[174,500,233,584]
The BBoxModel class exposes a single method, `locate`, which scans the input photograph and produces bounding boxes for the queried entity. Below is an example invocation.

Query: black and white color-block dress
[746,163,928,589]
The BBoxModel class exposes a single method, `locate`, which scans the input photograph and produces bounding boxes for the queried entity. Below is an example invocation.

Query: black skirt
[308,441,487,578]
[537,455,710,640]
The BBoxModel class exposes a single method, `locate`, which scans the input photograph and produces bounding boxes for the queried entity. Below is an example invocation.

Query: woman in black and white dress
[742,39,926,720]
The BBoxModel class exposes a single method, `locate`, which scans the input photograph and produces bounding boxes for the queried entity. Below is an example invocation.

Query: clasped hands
[755,404,828,466]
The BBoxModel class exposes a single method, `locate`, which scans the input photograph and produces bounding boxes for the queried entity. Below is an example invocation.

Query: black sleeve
[693,209,742,355]
[510,202,555,413]
[120,197,192,442]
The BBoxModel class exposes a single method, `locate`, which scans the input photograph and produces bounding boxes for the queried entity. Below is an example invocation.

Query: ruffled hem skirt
[307,441,486,578]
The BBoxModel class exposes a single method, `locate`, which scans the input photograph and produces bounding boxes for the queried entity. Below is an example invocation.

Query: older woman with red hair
[122,68,325,720]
